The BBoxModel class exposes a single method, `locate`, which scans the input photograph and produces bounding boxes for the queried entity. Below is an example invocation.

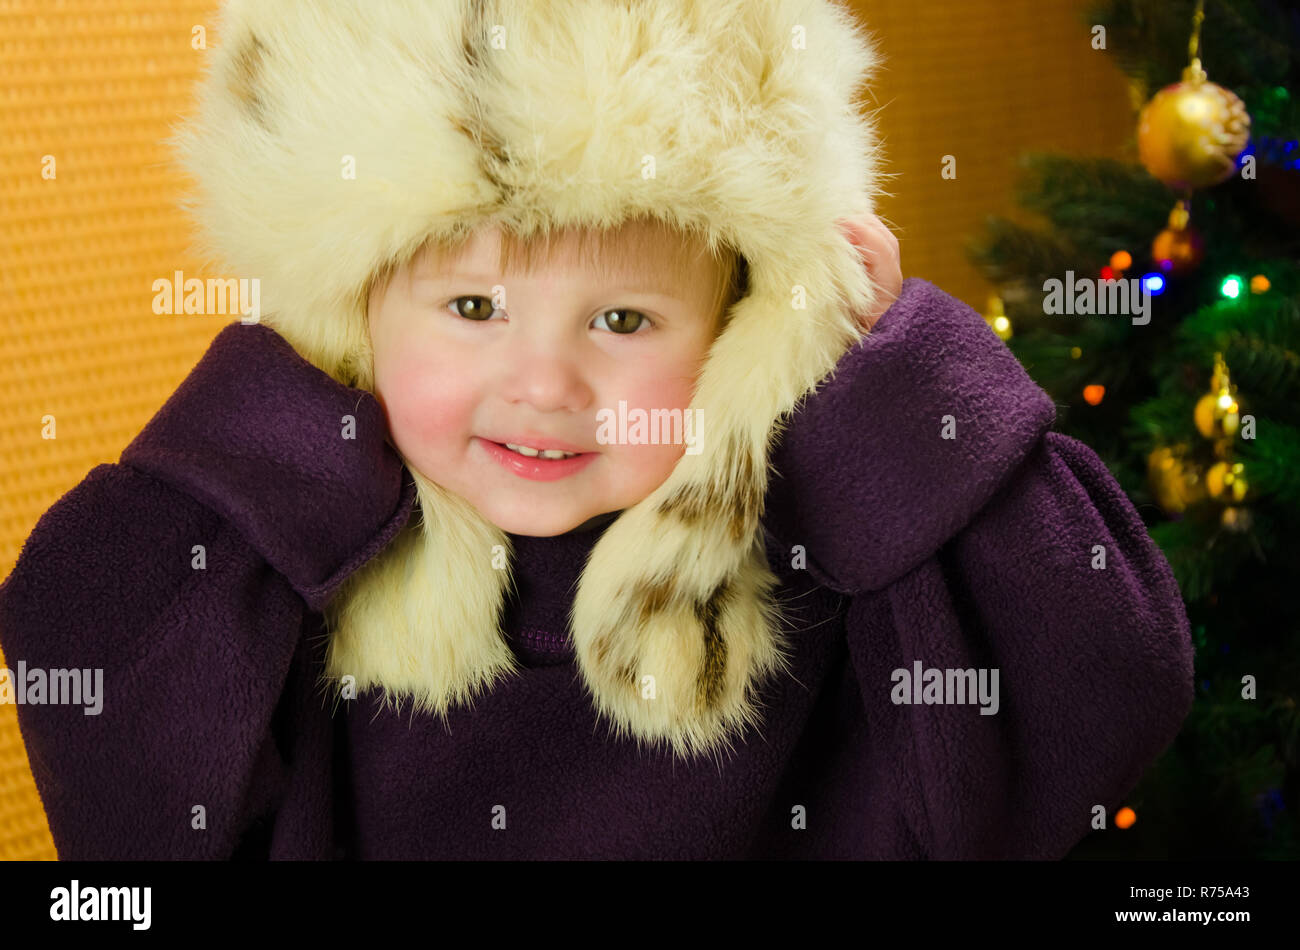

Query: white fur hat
[169,0,884,761]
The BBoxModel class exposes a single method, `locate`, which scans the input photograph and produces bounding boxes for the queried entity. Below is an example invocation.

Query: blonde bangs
[385,216,746,330]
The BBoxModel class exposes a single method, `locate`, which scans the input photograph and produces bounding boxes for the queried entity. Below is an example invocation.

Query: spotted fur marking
[633,577,678,628]
[694,579,731,711]
[228,33,270,128]
[656,446,762,542]
[454,2,512,197]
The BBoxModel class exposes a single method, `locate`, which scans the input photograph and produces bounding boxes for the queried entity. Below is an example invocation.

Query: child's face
[367,222,724,537]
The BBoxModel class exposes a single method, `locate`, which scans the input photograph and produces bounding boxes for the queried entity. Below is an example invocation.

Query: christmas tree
[968,0,1299,859]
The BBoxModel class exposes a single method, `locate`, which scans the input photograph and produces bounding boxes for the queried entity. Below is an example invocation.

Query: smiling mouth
[479,438,598,482]
[495,441,585,460]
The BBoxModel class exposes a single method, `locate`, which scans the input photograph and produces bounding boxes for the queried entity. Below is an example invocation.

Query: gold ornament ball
[1221,506,1253,532]
[1206,460,1248,502]
[1137,72,1251,189]
[1151,224,1205,275]
[1194,391,1239,439]
[1148,445,1206,514]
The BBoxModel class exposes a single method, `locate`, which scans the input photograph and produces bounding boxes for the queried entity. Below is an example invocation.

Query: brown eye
[449,296,497,321]
[596,308,650,334]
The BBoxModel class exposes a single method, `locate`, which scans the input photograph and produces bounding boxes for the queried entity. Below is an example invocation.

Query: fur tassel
[322,471,520,718]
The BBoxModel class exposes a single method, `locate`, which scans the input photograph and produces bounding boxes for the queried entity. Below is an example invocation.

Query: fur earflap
[170,0,884,760]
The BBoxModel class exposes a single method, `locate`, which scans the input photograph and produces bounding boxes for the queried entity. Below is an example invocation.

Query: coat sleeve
[765,278,1195,858]
[844,432,1195,859]
[0,462,311,859]
[0,323,414,859]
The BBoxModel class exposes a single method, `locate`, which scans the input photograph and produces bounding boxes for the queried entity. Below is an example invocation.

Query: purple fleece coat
[0,277,1195,859]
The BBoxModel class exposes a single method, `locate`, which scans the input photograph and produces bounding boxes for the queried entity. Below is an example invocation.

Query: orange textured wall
[0,0,225,859]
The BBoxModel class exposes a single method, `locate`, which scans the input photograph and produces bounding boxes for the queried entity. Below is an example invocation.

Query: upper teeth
[505,443,578,459]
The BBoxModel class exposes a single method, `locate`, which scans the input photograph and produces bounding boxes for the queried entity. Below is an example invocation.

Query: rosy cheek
[630,372,695,417]
[384,350,477,449]
[604,369,697,463]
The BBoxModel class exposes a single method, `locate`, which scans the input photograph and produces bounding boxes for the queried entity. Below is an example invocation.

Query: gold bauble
[1221,506,1253,532]
[1194,390,1239,439]
[1206,460,1248,502]
[1151,225,1205,275]
[1137,63,1251,190]
[1148,445,1206,514]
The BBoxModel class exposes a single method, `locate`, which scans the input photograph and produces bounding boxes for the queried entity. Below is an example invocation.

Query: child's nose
[498,337,593,414]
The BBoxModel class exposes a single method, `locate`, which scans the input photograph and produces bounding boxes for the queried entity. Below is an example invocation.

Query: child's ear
[838,215,901,331]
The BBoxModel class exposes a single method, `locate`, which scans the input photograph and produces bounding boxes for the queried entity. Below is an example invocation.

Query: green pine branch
[1239,422,1300,508]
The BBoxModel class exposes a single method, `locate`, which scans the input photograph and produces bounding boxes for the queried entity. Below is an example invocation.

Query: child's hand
[838,214,901,331]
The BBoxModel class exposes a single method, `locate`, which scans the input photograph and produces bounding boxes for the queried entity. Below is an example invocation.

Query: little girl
[0,0,1193,860]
